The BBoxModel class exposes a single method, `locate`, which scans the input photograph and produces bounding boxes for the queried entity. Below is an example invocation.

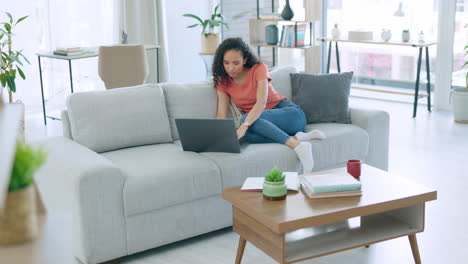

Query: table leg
[38,56,47,125]
[235,236,247,264]
[408,234,422,264]
[425,47,431,112]
[326,41,332,73]
[68,60,74,93]
[156,48,160,83]
[413,47,423,118]
[335,42,341,73]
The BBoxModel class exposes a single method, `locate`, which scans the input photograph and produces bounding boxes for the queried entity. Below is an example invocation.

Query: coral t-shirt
[216,63,286,113]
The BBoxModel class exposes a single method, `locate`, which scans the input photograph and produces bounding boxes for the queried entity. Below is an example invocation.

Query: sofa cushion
[162,81,218,140]
[201,123,368,180]
[66,84,172,153]
[304,123,369,170]
[201,143,301,188]
[270,66,297,99]
[101,143,221,216]
[291,72,353,124]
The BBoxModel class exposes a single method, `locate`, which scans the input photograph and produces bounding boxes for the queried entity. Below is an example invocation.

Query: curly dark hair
[212,37,261,88]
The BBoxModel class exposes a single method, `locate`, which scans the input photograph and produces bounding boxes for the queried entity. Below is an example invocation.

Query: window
[326,0,439,91]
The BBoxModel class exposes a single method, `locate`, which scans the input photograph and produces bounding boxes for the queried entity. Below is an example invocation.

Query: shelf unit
[249,0,322,73]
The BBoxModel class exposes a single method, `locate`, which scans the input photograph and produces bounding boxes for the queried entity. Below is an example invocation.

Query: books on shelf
[302,172,362,194]
[279,24,307,47]
[240,172,300,191]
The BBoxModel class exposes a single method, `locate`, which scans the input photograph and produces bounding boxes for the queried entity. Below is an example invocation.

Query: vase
[201,33,219,54]
[381,29,392,42]
[402,30,410,42]
[281,0,294,20]
[263,180,287,200]
[331,24,341,39]
[0,185,39,245]
[265,25,278,45]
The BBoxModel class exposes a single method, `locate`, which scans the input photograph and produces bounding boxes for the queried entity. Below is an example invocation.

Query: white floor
[24,96,468,264]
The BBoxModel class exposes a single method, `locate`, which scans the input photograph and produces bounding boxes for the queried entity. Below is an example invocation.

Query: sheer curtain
[34,0,117,111]
[118,0,170,82]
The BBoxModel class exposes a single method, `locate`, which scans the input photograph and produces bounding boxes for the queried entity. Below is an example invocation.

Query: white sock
[294,142,314,174]
[295,130,326,141]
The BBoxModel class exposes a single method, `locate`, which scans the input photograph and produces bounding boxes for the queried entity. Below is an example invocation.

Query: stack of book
[279,24,307,47]
[53,47,84,56]
[301,172,362,199]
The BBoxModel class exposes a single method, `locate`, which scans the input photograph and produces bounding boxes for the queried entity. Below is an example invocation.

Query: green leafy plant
[0,12,30,103]
[182,4,229,37]
[265,167,285,182]
[8,142,47,192]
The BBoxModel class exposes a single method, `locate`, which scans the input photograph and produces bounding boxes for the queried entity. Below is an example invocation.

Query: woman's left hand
[236,126,247,140]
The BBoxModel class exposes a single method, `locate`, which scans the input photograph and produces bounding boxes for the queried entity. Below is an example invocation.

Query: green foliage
[265,167,285,182]
[8,142,47,192]
[182,4,229,38]
[0,12,29,100]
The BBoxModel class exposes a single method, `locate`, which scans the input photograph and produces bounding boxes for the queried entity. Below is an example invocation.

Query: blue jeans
[240,99,306,144]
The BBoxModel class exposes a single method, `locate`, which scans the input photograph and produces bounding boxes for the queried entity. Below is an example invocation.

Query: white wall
[165,0,211,82]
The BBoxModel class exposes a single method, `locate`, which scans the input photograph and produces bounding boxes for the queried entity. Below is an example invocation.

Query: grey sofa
[37,66,389,264]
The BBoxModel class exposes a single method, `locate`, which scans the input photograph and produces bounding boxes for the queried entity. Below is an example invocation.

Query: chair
[98,45,149,89]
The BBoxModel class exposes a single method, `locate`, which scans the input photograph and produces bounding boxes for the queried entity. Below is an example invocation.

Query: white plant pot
[452,88,468,123]
[201,34,219,54]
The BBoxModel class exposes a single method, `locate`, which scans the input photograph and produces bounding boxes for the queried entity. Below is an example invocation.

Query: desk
[318,37,437,117]
[36,44,160,125]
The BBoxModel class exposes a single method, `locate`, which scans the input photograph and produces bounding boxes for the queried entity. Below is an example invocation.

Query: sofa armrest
[349,107,390,171]
[34,137,127,264]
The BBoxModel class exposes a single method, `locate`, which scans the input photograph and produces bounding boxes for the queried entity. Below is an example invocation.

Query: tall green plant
[182,4,228,37]
[9,142,47,192]
[0,12,29,103]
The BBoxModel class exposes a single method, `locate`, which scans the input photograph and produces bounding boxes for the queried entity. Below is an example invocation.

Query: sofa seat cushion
[101,143,222,216]
[200,143,301,188]
[305,123,369,170]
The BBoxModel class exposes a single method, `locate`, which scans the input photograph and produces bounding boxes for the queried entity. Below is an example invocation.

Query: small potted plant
[263,167,287,200]
[0,141,47,245]
[402,29,410,42]
[182,4,228,54]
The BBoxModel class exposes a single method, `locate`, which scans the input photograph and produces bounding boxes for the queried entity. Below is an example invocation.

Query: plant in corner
[263,167,287,200]
[0,12,29,103]
[0,142,47,245]
[464,24,468,88]
[182,4,228,54]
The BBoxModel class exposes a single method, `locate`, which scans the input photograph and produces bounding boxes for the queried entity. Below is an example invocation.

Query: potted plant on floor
[0,12,29,139]
[452,23,468,123]
[263,167,287,200]
[0,141,47,245]
[182,4,228,54]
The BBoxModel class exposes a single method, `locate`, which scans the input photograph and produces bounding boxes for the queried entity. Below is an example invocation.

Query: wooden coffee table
[222,165,437,264]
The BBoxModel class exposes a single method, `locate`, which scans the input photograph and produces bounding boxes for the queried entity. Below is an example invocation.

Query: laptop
[175,118,243,153]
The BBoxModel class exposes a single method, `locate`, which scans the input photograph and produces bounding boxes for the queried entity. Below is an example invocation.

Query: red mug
[347,160,361,179]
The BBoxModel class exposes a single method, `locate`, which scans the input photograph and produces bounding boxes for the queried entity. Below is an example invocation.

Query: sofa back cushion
[270,66,297,99]
[162,81,218,140]
[66,84,172,153]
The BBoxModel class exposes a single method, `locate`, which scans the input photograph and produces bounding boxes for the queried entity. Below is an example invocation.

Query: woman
[212,37,325,173]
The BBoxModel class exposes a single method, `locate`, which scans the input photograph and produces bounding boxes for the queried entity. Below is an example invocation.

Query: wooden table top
[222,165,437,233]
